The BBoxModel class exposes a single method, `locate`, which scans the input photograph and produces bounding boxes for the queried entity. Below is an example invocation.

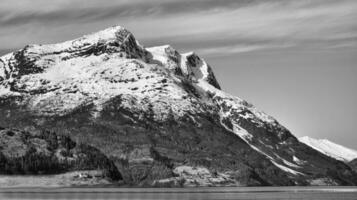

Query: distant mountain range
[299,136,357,163]
[299,136,357,173]
[0,26,356,187]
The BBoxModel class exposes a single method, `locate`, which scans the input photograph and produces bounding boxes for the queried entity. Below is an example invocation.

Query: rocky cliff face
[0,26,356,186]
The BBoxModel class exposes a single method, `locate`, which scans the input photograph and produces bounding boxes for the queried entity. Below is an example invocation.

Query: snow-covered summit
[0,26,225,120]
[146,45,221,89]
[299,136,357,162]
[27,25,142,55]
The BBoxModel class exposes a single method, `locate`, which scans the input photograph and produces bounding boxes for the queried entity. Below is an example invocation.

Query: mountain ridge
[0,26,356,186]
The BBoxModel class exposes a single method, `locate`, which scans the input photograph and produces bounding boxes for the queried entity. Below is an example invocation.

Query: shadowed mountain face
[0,127,121,180]
[0,26,356,186]
[349,159,357,173]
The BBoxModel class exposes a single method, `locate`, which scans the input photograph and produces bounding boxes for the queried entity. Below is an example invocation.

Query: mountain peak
[23,25,137,56]
[181,51,221,89]
[76,25,128,43]
[0,26,147,84]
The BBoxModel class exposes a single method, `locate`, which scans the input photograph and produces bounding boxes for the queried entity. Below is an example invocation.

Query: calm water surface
[1,187,357,200]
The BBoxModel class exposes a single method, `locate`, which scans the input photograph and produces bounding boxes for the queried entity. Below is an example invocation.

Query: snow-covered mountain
[299,136,357,162]
[1,26,356,186]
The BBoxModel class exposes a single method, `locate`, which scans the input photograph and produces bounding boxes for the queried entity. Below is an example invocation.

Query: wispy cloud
[197,43,295,57]
[0,0,356,56]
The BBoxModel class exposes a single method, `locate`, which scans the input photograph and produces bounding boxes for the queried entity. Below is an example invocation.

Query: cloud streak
[0,0,356,56]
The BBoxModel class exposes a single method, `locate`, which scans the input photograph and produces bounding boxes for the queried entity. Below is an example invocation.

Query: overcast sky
[1,0,357,148]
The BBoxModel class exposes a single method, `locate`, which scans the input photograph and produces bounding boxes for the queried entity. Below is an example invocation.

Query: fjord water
[1,187,357,200]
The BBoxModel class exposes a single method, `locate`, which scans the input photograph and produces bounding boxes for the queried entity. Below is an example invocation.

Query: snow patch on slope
[299,136,357,162]
[293,156,306,165]
[271,161,304,176]
[219,113,304,176]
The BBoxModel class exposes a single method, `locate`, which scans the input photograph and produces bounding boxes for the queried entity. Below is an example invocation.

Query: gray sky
[1,0,357,148]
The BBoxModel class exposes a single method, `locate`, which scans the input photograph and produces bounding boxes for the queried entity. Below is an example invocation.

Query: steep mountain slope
[0,26,356,186]
[299,136,357,162]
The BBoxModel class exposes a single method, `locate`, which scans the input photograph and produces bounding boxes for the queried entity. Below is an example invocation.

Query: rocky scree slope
[0,26,356,186]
